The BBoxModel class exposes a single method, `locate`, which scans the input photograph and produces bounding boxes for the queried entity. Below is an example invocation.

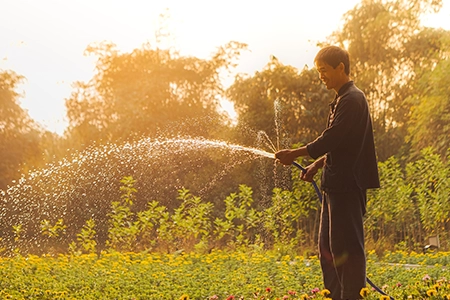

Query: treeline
[0,0,449,252]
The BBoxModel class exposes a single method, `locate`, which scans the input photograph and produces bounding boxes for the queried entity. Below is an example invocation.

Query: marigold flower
[360,287,370,298]
[380,296,390,300]
[320,289,331,297]
[179,294,189,300]
[427,289,437,297]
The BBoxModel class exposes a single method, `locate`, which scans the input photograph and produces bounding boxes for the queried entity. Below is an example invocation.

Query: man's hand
[275,147,309,165]
[275,149,298,165]
[300,163,320,182]
[300,156,325,182]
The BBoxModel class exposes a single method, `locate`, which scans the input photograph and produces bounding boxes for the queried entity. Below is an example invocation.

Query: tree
[65,41,247,147]
[406,148,450,244]
[0,70,42,190]
[405,32,450,158]
[226,56,332,150]
[328,0,445,160]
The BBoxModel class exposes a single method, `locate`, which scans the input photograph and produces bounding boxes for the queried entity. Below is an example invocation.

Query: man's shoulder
[337,84,368,113]
[344,83,365,97]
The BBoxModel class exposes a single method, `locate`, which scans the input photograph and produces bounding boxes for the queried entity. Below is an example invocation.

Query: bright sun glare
[1,0,449,135]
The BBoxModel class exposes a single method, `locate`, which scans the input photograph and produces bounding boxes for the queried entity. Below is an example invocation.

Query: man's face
[315,60,342,91]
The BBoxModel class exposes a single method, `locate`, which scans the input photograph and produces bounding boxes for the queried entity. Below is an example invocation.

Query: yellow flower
[360,287,370,298]
[179,294,190,300]
[320,289,331,297]
[380,296,390,300]
[427,289,436,297]
[300,294,310,300]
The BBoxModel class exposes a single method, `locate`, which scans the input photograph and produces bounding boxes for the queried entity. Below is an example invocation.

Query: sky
[1,0,449,135]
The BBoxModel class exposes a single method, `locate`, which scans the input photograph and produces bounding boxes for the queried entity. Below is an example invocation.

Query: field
[0,250,449,300]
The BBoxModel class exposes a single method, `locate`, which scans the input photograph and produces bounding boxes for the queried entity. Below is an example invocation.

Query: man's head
[314,46,350,93]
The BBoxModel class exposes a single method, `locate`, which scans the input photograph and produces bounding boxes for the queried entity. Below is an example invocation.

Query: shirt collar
[329,81,353,109]
[337,80,354,96]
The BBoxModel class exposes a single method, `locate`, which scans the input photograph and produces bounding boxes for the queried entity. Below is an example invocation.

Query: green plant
[213,185,261,248]
[136,200,170,250]
[170,188,214,251]
[74,219,97,255]
[40,218,66,238]
[107,176,139,251]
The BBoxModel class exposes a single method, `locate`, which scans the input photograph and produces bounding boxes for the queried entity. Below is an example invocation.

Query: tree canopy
[65,41,247,147]
[226,56,332,149]
[0,71,42,189]
[328,0,447,160]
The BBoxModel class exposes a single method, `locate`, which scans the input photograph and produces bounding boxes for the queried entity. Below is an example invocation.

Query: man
[275,45,380,300]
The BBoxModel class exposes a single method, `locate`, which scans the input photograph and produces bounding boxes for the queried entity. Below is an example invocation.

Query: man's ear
[338,62,345,73]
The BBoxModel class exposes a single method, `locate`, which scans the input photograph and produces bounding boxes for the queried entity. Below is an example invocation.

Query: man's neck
[333,77,351,94]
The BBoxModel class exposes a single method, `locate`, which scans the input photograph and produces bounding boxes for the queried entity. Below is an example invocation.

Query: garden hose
[291,162,394,300]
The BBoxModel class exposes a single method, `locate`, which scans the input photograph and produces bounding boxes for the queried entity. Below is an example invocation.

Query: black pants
[319,189,366,300]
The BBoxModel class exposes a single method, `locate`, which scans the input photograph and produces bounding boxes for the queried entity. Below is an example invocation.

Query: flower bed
[0,250,448,299]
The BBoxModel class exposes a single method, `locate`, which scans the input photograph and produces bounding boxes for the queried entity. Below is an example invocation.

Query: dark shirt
[306,81,380,192]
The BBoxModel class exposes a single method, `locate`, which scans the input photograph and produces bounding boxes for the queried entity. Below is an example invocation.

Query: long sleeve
[306,82,380,191]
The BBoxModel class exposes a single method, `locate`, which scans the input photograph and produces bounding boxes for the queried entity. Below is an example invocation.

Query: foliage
[213,184,262,248]
[0,250,449,299]
[366,156,418,250]
[406,148,450,236]
[264,188,307,252]
[135,200,171,250]
[328,0,446,160]
[170,188,214,251]
[3,145,450,256]
[226,57,332,148]
[406,35,450,158]
[69,219,97,255]
[40,219,66,239]
[0,70,43,189]
[107,176,139,251]
[65,41,247,147]
[366,147,450,251]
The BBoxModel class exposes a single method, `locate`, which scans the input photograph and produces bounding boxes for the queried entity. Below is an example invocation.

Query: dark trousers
[319,189,366,300]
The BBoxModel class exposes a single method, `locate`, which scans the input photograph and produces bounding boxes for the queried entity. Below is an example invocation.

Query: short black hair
[314,46,350,75]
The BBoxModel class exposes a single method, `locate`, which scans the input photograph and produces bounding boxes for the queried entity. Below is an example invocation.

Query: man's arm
[275,148,325,182]
[275,146,310,165]
[301,156,325,182]
[311,156,326,168]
